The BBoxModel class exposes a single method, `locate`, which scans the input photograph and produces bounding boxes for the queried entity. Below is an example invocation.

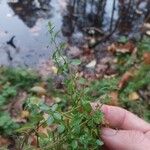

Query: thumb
[101,128,150,150]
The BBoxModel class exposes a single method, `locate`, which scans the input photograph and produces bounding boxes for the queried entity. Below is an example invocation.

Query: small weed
[15,23,104,150]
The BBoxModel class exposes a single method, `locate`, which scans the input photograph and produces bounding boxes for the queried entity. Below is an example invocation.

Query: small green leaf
[71,140,78,149]
[71,59,82,66]
[29,96,40,105]
[40,104,50,111]
[51,104,58,112]
[57,124,65,133]
[47,116,54,125]
[78,78,87,84]
[59,42,66,49]
[53,112,62,120]
[16,124,34,132]
[82,101,92,112]
[93,111,103,124]
[96,139,103,146]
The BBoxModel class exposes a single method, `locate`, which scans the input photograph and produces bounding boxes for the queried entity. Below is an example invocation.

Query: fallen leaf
[107,43,116,53]
[117,42,135,53]
[86,60,96,69]
[143,52,150,64]
[53,97,62,103]
[21,110,30,119]
[42,95,54,106]
[68,46,82,58]
[38,60,57,78]
[108,42,136,54]
[43,113,49,120]
[108,91,119,106]
[51,66,58,74]
[31,86,46,95]
[8,92,27,118]
[118,71,133,90]
[28,134,37,147]
[129,92,140,101]
[0,136,11,147]
[95,64,108,74]
[143,23,150,29]
[146,30,150,36]
[38,126,49,137]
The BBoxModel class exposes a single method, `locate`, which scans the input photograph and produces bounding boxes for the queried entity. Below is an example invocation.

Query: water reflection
[8,0,52,28]
[61,0,106,37]
[62,0,150,40]
[0,0,149,67]
[117,0,149,34]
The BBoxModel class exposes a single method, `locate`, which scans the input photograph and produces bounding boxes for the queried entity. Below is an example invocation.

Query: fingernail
[101,128,117,137]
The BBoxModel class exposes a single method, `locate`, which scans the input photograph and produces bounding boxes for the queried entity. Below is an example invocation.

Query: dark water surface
[0,0,149,67]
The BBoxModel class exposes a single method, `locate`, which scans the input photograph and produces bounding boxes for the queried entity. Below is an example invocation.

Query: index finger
[92,103,150,132]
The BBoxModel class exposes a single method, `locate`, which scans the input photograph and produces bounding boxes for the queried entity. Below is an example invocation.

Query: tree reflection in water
[61,0,150,41]
[61,0,106,38]
[8,0,52,28]
[7,0,150,41]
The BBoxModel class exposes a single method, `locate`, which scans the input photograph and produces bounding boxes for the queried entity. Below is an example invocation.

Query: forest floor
[0,34,150,149]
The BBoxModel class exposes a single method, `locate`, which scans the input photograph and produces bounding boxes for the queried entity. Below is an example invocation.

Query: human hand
[92,104,150,150]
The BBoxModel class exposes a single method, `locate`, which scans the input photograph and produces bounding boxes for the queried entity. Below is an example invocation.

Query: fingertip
[92,103,150,131]
[101,129,148,150]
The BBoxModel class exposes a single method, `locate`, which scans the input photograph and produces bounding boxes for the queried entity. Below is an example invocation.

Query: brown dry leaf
[38,82,47,88]
[41,95,54,106]
[38,126,49,137]
[45,96,54,106]
[118,71,133,90]
[116,42,135,53]
[82,44,94,56]
[108,91,119,106]
[28,134,37,147]
[8,92,27,118]
[68,46,82,58]
[95,64,108,74]
[31,86,46,95]
[0,136,11,147]
[21,110,30,119]
[129,92,140,101]
[107,43,116,53]
[108,42,136,54]
[38,60,58,78]
[143,52,150,64]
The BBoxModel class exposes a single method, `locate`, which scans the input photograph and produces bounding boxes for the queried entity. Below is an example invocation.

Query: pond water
[0,0,149,67]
